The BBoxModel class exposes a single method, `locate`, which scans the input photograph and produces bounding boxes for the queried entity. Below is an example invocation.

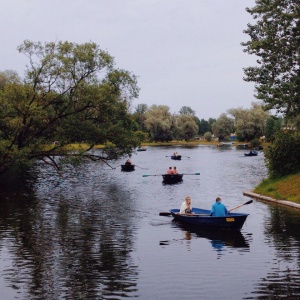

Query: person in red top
[167,167,173,174]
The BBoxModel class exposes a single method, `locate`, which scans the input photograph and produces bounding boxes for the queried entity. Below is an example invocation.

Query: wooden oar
[159,212,172,216]
[134,165,148,170]
[159,212,210,217]
[228,200,253,212]
[143,172,200,177]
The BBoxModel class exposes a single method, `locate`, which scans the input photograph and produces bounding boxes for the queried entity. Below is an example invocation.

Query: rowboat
[121,164,135,172]
[244,150,258,157]
[237,144,249,149]
[137,147,147,151]
[162,174,183,184]
[171,155,181,160]
[169,207,248,230]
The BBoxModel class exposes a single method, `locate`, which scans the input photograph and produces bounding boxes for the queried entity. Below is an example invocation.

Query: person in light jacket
[180,196,192,214]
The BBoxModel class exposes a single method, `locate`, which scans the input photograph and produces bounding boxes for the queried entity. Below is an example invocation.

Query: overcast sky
[0,0,258,119]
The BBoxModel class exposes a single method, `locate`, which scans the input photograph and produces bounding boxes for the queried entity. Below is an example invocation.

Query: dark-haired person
[210,197,228,216]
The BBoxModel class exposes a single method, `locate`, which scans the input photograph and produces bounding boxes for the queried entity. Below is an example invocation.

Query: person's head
[174,166,176,169]
[216,197,221,202]
[185,196,191,205]
[169,166,172,169]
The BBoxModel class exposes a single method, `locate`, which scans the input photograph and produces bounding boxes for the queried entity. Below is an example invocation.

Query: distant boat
[244,150,258,157]
[137,147,147,151]
[237,144,249,149]
[162,174,183,184]
[121,164,135,171]
[171,155,182,160]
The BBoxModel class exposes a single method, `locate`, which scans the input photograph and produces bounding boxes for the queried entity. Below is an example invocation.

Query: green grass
[254,173,300,204]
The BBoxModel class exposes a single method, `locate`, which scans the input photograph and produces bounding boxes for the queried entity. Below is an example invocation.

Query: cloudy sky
[1,0,257,119]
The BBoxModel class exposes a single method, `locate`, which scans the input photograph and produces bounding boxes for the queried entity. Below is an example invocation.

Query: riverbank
[244,172,300,210]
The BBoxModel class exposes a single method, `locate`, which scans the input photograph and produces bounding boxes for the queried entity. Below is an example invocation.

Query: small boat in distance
[137,147,147,151]
[237,144,249,149]
[244,150,258,157]
[169,207,248,230]
[171,155,181,160]
[162,174,183,184]
[121,164,135,172]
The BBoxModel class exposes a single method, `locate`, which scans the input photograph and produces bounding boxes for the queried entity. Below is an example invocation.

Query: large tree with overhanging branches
[0,40,140,175]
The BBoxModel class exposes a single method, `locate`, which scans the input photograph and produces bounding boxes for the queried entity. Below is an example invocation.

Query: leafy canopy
[242,0,300,118]
[0,40,140,174]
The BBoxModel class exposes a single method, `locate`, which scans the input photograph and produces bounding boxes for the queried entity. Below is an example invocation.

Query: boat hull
[244,151,258,157]
[162,174,183,184]
[171,155,181,160]
[121,164,135,172]
[170,208,248,230]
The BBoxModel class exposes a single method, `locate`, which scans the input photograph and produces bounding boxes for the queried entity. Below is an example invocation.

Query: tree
[144,105,173,142]
[175,114,199,141]
[242,0,300,118]
[265,131,300,178]
[179,106,195,116]
[204,132,212,142]
[198,119,210,136]
[228,103,269,142]
[0,70,21,90]
[0,40,140,175]
[211,113,234,140]
[132,103,148,131]
[265,116,283,142]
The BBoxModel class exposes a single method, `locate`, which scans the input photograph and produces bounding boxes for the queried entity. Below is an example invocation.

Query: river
[0,145,300,299]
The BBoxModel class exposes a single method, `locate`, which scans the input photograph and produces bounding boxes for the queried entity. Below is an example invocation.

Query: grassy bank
[254,173,300,204]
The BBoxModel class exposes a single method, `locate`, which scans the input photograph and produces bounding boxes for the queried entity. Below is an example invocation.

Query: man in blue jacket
[210,197,228,216]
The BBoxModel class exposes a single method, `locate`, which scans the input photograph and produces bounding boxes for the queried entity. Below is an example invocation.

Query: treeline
[130,102,286,147]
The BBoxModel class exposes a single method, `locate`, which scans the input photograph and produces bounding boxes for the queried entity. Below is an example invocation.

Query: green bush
[265,131,300,178]
[204,132,212,142]
[250,138,260,148]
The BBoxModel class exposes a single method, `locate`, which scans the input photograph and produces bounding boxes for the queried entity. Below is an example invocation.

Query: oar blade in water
[159,212,172,216]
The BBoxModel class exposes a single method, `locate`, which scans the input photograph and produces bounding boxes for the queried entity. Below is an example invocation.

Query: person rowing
[167,167,173,174]
[210,197,228,216]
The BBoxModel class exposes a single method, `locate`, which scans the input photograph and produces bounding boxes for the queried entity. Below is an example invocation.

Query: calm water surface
[0,145,300,299]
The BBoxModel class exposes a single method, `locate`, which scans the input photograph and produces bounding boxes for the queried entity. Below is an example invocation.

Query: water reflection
[160,220,251,257]
[0,165,139,299]
[249,206,300,299]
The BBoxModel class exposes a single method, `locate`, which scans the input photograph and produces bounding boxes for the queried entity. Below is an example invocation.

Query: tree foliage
[0,40,140,174]
[204,132,212,142]
[265,131,300,178]
[179,106,195,116]
[242,0,300,118]
[132,103,148,131]
[175,114,198,141]
[143,105,173,142]
[228,103,269,142]
[265,116,283,142]
[211,113,234,140]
